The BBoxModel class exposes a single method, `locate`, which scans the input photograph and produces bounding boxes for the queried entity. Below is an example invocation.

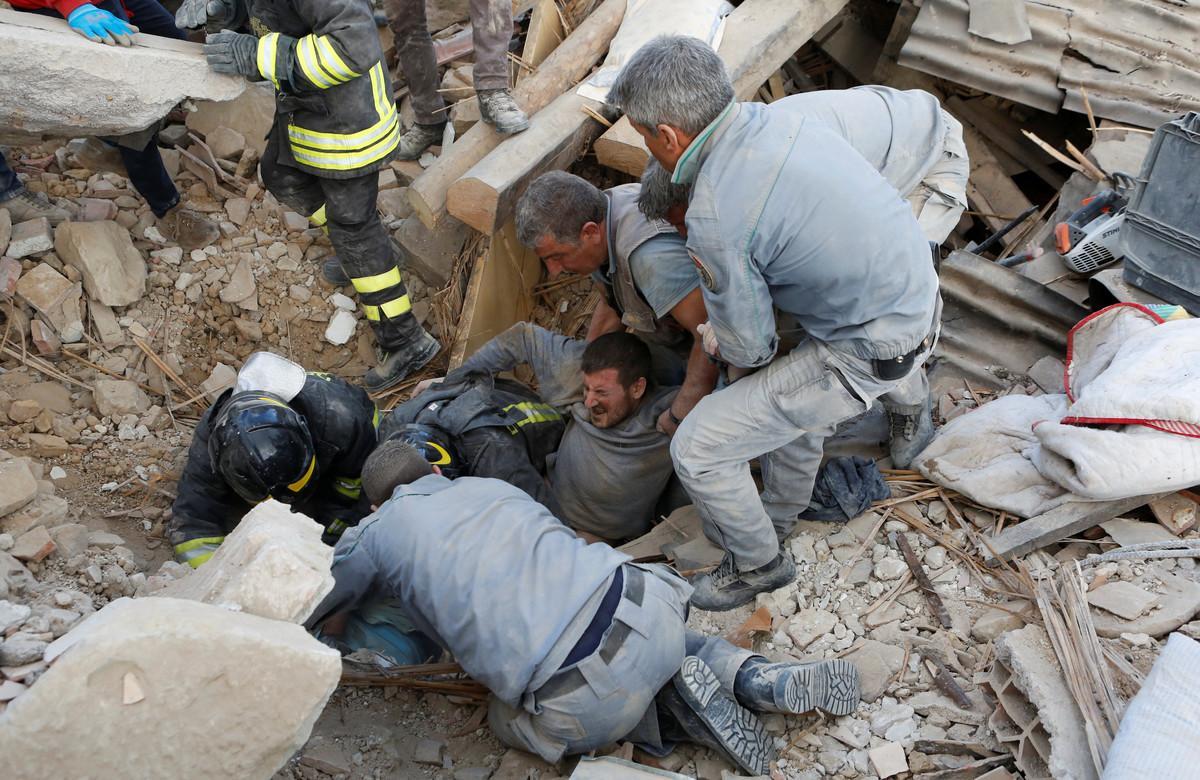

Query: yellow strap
[351,267,402,294]
[287,455,316,493]
[426,441,452,465]
[175,536,226,553]
[362,295,412,321]
[309,205,327,227]
[256,32,280,89]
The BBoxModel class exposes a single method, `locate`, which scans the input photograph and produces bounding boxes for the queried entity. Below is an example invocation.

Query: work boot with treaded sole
[158,206,219,251]
[477,89,530,134]
[734,656,861,716]
[673,656,774,776]
[0,188,72,225]
[364,327,440,393]
[395,122,446,161]
[323,256,351,287]
[689,551,796,612]
[886,396,934,469]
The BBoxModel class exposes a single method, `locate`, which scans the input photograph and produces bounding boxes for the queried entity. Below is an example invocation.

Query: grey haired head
[608,35,734,136]
[515,171,608,247]
[637,159,690,221]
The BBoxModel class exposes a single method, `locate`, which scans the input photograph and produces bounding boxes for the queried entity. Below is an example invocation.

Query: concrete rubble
[0,597,340,779]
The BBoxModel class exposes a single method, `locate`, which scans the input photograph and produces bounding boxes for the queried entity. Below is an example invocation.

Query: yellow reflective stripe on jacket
[314,35,358,82]
[362,295,412,321]
[286,63,400,171]
[256,32,281,89]
[309,205,327,227]
[295,34,359,89]
[174,536,226,568]
[503,401,562,427]
[333,476,362,500]
[326,518,349,538]
[351,267,401,294]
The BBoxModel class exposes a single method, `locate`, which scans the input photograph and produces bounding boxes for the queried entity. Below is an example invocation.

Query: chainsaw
[1054,188,1128,274]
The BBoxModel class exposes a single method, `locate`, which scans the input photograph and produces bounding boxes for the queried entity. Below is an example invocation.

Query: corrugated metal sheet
[899,0,1200,128]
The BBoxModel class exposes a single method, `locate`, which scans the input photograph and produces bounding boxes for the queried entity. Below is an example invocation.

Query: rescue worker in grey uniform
[450,325,678,542]
[183,0,439,392]
[378,367,565,515]
[306,440,861,775]
[609,36,941,610]
[515,171,719,436]
[384,0,529,159]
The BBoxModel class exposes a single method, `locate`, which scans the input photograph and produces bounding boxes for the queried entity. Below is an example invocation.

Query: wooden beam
[447,220,544,369]
[594,0,851,176]
[983,494,1161,564]
[945,96,1067,189]
[407,0,626,229]
[448,91,605,234]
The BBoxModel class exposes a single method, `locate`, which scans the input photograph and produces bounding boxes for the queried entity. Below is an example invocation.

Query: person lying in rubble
[0,151,72,225]
[10,0,221,249]
[607,36,943,611]
[305,439,862,775]
[421,325,684,543]
[515,171,719,438]
[167,352,378,567]
[178,0,440,393]
[374,366,567,516]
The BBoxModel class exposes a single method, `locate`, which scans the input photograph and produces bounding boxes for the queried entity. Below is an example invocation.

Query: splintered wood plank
[984,494,1161,564]
[519,0,564,84]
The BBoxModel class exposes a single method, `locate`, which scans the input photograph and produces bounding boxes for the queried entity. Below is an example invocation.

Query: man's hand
[696,321,721,359]
[67,4,138,46]
[204,29,260,78]
[656,407,680,437]
[176,0,237,30]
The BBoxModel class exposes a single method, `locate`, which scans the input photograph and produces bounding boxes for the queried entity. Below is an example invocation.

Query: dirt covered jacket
[168,372,379,566]
[247,0,400,177]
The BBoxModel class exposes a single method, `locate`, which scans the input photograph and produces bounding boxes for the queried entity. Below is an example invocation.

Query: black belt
[537,566,645,700]
[872,330,935,381]
[560,567,624,669]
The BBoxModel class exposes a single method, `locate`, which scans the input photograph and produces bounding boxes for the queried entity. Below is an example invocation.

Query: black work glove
[204,29,260,79]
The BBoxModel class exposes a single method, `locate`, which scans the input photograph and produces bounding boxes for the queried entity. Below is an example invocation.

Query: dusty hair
[515,171,608,247]
[362,439,434,505]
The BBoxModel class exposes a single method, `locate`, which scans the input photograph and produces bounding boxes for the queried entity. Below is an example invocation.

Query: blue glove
[204,29,260,79]
[67,4,138,46]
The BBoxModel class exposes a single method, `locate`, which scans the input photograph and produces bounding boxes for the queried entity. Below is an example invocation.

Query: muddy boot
[1,188,72,225]
[158,206,219,251]
[665,656,774,775]
[395,122,446,161]
[322,256,351,287]
[886,396,934,469]
[689,551,795,612]
[364,324,441,393]
[734,657,860,716]
[477,89,530,134]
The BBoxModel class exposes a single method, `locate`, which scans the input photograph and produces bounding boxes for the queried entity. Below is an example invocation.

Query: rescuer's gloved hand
[204,29,260,78]
[67,4,138,46]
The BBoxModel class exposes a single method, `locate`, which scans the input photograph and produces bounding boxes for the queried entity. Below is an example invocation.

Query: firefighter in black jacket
[177,0,438,392]
[379,367,566,515]
[169,352,378,567]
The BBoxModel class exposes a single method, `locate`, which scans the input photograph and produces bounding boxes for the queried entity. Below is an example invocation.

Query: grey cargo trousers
[487,564,758,762]
[383,0,512,125]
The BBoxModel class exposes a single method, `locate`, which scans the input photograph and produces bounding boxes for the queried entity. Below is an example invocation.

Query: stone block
[27,433,69,458]
[1027,355,1066,394]
[186,82,274,156]
[1101,517,1177,547]
[0,459,38,517]
[971,601,1032,642]
[156,500,334,624]
[393,215,469,288]
[0,9,244,141]
[206,127,246,160]
[7,399,41,423]
[201,362,237,401]
[0,597,340,779]
[0,257,20,297]
[49,523,89,559]
[89,302,124,347]
[1091,568,1200,639]
[54,220,147,307]
[10,526,55,562]
[7,218,53,259]
[15,262,73,314]
[843,639,906,703]
[29,319,60,355]
[93,379,151,419]
[1087,581,1159,620]
[868,742,908,778]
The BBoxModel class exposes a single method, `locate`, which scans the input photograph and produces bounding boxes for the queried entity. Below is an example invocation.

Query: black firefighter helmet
[208,391,317,504]
[390,423,465,480]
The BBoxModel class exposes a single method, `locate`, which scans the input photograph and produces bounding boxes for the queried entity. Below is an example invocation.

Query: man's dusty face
[582,367,646,428]
[534,229,606,279]
[665,203,688,238]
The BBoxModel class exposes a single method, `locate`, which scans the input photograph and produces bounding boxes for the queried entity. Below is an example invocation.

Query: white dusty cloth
[916,304,1200,516]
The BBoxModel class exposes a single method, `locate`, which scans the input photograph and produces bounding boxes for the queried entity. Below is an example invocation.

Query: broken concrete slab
[1092,568,1200,639]
[206,127,246,160]
[185,82,275,156]
[1086,581,1159,620]
[156,500,334,624]
[15,262,74,316]
[9,526,55,563]
[0,597,340,778]
[1,494,70,538]
[93,379,151,419]
[54,220,147,307]
[200,362,237,401]
[844,639,906,703]
[1101,517,1178,547]
[393,215,470,288]
[786,608,838,650]
[868,741,909,778]
[0,459,38,517]
[0,9,245,142]
[1149,494,1199,535]
[971,601,1032,642]
[7,217,53,259]
[1027,355,1066,394]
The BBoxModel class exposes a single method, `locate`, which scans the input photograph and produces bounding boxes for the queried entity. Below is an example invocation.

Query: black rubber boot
[689,551,796,612]
[734,656,861,716]
[664,656,774,775]
[364,323,440,393]
[477,89,530,134]
[886,396,934,469]
[395,122,446,161]
[322,256,351,287]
